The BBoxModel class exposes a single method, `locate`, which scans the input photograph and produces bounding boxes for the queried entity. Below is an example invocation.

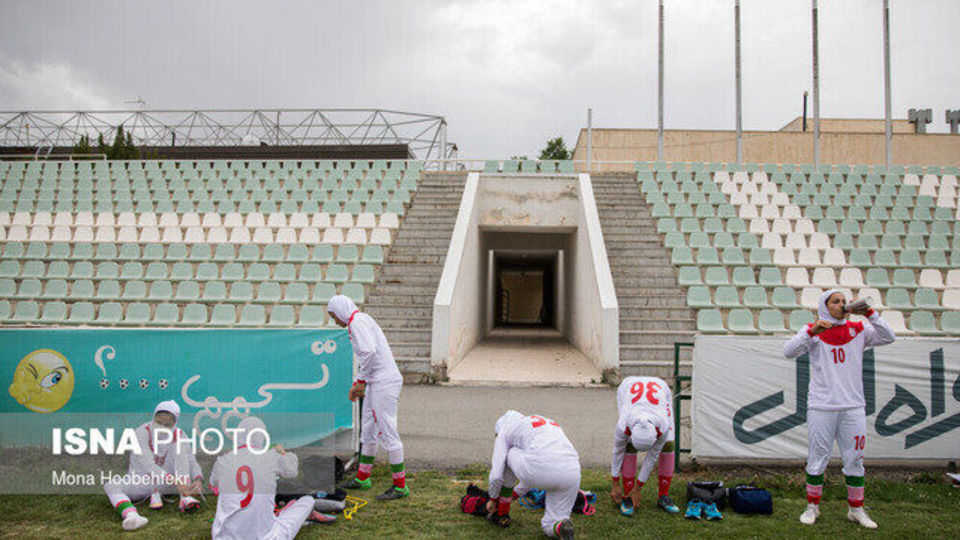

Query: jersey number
[630,381,661,405]
[853,435,866,451]
[236,465,254,509]
[530,415,558,428]
[831,348,846,364]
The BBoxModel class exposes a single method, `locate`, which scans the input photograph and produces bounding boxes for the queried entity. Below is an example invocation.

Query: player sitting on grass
[210,416,321,540]
[486,410,580,540]
[784,289,895,529]
[609,376,679,516]
[328,295,409,501]
[103,400,203,531]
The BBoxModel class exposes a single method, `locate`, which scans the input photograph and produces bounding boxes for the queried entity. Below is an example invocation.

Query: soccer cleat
[702,502,723,520]
[658,495,680,514]
[149,491,163,510]
[375,485,410,501]
[619,496,634,516]
[307,510,337,524]
[338,477,372,490]
[799,503,820,525]
[556,518,576,540]
[685,500,703,520]
[178,496,201,513]
[487,511,511,528]
[847,506,877,529]
[122,513,148,531]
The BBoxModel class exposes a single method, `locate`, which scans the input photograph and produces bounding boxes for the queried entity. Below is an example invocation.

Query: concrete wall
[432,173,482,374]
[572,128,960,172]
[779,117,914,133]
[476,175,580,230]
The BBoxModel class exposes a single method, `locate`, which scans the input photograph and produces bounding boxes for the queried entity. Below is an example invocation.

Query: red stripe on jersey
[815,321,864,346]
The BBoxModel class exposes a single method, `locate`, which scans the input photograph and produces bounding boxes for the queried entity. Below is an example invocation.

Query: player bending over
[784,289,895,529]
[486,410,580,539]
[327,295,409,500]
[211,416,320,540]
[609,376,679,516]
[103,400,203,531]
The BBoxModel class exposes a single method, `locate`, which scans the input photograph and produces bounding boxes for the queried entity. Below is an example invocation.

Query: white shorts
[805,407,866,477]
[360,378,404,462]
[502,448,580,538]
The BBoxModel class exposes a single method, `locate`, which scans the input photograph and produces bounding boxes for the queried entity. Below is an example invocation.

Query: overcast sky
[0,0,957,158]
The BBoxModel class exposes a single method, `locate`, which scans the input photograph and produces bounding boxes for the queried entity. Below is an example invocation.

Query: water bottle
[844,298,870,313]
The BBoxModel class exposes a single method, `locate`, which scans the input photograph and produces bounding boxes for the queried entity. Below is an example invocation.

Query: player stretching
[103,400,203,531]
[486,411,580,539]
[784,289,895,529]
[609,376,679,516]
[210,416,319,539]
[327,295,409,500]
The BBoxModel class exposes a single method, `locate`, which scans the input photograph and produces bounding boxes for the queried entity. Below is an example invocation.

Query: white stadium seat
[334,213,354,229]
[786,267,810,288]
[311,213,331,228]
[207,227,228,243]
[245,213,265,228]
[298,227,321,244]
[137,213,157,227]
[252,227,273,243]
[202,213,223,227]
[801,287,823,309]
[346,228,367,245]
[370,228,392,245]
[839,268,864,288]
[919,269,944,289]
[322,228,344,244]
[117,227,138,243]
[276,227,297,244]
[267,213,287,227]
[379,213,400,229]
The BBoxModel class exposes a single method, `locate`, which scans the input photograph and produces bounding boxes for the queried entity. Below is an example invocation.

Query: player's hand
[848,304,870,316]
[274,444,286,455]
[630,488,643,507]
[348,385,359,402]
[486,499,497,515]
[610,483,622,504]
[809,320,834,336]
[189,478,203,495]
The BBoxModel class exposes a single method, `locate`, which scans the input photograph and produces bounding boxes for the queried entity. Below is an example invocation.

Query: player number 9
[236,465,254,509]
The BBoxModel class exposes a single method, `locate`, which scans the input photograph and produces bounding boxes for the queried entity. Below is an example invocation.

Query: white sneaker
[799,503,819,525]
[149,491,163,509]
[179,495,201,513]
[122,513,148,531]
[847,506,878,529]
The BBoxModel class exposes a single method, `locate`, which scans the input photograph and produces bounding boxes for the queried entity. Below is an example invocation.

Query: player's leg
[266,495,315,540]
[488,456,522,527]
[655,441,679,513]
[801,409,838,525]
[618,448,638,515]
[341,390,378,490]
[104,478,151,531]
[373,380,408,500]
[838,408,876,529]
[540,470,579,539]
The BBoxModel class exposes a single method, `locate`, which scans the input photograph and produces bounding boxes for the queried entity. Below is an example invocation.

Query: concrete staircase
[592,173,696,382]
[364,172,467,383]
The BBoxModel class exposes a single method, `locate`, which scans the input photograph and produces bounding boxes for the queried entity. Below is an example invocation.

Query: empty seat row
[696,308,957,336]
[0,242,383,264]
[0,211,401,229]
[0,199,408,216]
[0,225,393,245]
[688,285,956,311]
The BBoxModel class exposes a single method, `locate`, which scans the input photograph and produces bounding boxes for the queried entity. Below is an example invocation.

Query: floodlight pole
[440,118,447,171]
[735,0,742,164]
[812,0,821,166]
[883,0,892,167]
[587,108,593,173]
[657,0,665,162]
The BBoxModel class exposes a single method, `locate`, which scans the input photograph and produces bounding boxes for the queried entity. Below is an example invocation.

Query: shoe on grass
[178,496,201,513]
[799,503,819,525]
[487,511,511,528]
[847,506,877,529]
[619,496,634,516]
[122,513,148,531]
[702,501,723,520]
[149,491,163,510]
[375,485,410,501]
[556,518,575,540]
[685,500,703,520]
[338,477,372,490]
[658,495,680,514]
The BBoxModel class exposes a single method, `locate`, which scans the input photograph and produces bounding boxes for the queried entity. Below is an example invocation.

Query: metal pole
[587,108,593,173]
[812,0,821,166]
[276,111,280,146]
[440,119,447,171]
[735,0,742,164]
[883,0,892,167]
[658,0,665,162]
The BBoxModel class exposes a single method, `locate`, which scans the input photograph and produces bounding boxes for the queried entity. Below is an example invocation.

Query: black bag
[460,483,491,516]
[686,481,726,508]
[727,484,773,515]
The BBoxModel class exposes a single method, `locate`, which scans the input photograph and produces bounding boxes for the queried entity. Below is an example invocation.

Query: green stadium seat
[239,304,266,326]
[210,304,237,326]
[274,263,297,282]
[313,283,337,303]
[743,287,769,308]
[884,288,912,310]
[697,309,725,333]
[908,311,943,335]
[914,288,940,311]
[731,267,756,286]
[715,286,740,308]
[247,263,270,281]
[257,282,282,302]
[352,265,375,284]
[298,305,325,326]
[122,280,147,300]
[892,269,917,288]
[175,281,200,301]
[772,287,800,308]
[203,281,228,301]
[727,309,756,333]
[865,269,890,288]
[67,302,94,323]
[40,301,68,323]
[758,309,787,333]
[750,248,773,266]
[940,312,960,335]
[268,305,296,326]
[148,280,173,300]
[70,280,95,299]
[97,280,121,299]
[361,246,384,264]
[284,282,309,302]
[312,245,334,263]
[677,267,702,286]
[343,283,366,304]
[324,264,349,283]
[687,286,713,308]
[96,302,123,324]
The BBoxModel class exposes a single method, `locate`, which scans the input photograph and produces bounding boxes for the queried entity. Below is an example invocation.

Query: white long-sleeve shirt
[128,422,202,483]
[783,311,895,410]
[488,414,579,499]
[210,447,300,540]
[349,312,402,385]
[611,376,672,480]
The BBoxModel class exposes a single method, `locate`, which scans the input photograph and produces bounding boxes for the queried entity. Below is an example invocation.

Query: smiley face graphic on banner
[8,349,75,413]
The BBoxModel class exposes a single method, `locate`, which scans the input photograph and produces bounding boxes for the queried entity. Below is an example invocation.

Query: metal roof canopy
[0,108,453,161]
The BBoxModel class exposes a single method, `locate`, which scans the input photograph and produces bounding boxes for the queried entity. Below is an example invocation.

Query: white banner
[691,335,960,460]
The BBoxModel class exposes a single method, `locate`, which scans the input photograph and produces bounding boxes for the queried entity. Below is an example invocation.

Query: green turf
[1,466,957,539]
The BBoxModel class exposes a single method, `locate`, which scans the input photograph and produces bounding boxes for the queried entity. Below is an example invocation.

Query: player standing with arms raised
[609,376,679,516]
[784,289,895,529]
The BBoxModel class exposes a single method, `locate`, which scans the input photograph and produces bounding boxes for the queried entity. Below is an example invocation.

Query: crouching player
[210,416,318,540]
[103,400,203,531]
[486,411,580,539]
[784,289,895,529]
[610,376,679,516]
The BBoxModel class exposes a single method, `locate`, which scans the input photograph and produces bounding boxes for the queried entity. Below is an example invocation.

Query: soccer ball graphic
[139,379,149,390]
[158,379,168,390]
[99,378,109,389]
[118,378,129,390]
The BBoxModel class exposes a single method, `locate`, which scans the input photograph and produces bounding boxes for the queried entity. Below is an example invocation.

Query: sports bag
[460,483,491,516]
[727,484,773,515]
[686,481,726,509]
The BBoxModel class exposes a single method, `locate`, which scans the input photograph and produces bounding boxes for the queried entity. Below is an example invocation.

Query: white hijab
[235,416,269,451]
[326,295,359,325]
[495,410,524,436]
[154,400,180,421]
[628,410,658,452]
[818,288,847,325]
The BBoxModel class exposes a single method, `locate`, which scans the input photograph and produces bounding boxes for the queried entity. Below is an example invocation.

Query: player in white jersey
[327,295,409,500]
[609,376,679,516]
[103,400,203,531]
[784,289,895,529]
[210,416,318,540]
[486,410,580,539]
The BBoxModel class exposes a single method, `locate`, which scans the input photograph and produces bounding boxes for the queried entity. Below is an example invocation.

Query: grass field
[2,465,958,539]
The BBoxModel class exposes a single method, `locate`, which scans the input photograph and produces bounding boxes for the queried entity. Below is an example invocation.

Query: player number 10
[831,348,846,364]
[853,435,866,451]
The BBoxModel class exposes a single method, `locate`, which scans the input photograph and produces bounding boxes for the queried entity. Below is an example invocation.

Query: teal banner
[0,329,353,449]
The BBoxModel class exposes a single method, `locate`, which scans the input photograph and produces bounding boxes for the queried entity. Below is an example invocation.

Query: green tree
[538,137,570,160]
